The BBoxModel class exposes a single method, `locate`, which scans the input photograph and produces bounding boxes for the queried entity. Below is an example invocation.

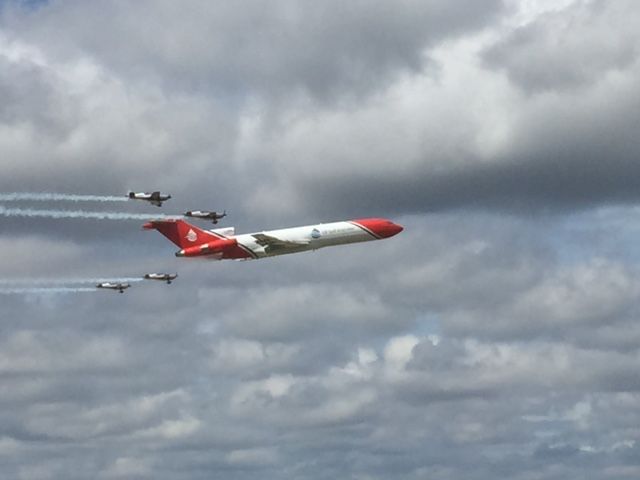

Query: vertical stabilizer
[143,219,219,248]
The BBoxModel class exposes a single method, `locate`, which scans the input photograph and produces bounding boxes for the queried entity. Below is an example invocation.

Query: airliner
[143,218,403,260]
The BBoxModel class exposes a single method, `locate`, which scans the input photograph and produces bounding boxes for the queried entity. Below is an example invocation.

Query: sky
[1,0,640,478]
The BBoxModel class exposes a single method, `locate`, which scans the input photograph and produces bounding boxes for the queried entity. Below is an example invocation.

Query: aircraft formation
[125,189,403,263]
[1,190,403,294]
[95,273,178,293]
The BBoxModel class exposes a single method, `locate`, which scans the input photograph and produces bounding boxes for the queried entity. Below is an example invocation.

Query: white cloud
[383,335,420,370]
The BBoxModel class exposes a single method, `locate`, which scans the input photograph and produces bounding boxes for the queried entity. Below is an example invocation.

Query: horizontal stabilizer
[210,226,235,237]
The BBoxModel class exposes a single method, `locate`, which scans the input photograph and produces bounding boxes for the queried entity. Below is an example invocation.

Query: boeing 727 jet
[143,218,403,260]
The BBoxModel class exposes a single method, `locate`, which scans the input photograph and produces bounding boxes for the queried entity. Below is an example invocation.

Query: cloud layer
[1,1,640,479]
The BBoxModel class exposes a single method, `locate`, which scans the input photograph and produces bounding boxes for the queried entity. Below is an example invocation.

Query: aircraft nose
[352,218,404,238]
[390,223,403,236]
[380,222,403,238]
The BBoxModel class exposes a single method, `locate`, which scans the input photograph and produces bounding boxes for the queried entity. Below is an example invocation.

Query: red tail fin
[143,219,219,248]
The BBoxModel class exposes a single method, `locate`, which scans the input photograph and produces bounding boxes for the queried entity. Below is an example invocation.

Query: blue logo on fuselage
[311,228,322,239]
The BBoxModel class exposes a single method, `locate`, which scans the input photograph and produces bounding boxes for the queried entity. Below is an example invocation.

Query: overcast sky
[1,1,640,479]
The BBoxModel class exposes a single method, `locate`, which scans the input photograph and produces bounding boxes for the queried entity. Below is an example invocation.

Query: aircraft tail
[143,219,219,248]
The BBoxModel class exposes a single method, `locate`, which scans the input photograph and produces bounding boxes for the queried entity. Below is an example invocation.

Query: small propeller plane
[128,191,171,207]
[184,210,227,224]
[143,217,403,261]
[96,282,130,293]
[143,273,178,284]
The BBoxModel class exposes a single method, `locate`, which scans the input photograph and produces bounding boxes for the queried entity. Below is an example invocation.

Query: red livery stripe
[350,218,403,239]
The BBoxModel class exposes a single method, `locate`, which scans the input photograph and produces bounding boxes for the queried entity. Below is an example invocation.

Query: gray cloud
[2,213,639,479]
[4,0,504,101]
[243,57,640,218]
[484,0,640,93]
[2,1,640,479]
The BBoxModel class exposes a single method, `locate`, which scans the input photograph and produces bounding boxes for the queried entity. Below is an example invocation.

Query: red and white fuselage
[143,218,403,260]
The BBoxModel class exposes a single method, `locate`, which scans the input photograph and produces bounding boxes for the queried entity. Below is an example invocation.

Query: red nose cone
[352,218,404,239]
[389,223,403,236]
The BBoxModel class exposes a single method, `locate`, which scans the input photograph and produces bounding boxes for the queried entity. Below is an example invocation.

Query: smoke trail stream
[0,193,129,202]
[0,287,98,295]
[0,206,179,221]
[0,278,144,294]
[0,278,144,286]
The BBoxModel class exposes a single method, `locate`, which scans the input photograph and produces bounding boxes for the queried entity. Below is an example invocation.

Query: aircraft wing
[150,192,164,206]
[252,233,309,251]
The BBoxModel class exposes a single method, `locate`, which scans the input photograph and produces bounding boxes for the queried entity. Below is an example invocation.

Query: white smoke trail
[0,287,97,295]
[0,277,144,286]
[0,206,179,221]
[0,192,129,202]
